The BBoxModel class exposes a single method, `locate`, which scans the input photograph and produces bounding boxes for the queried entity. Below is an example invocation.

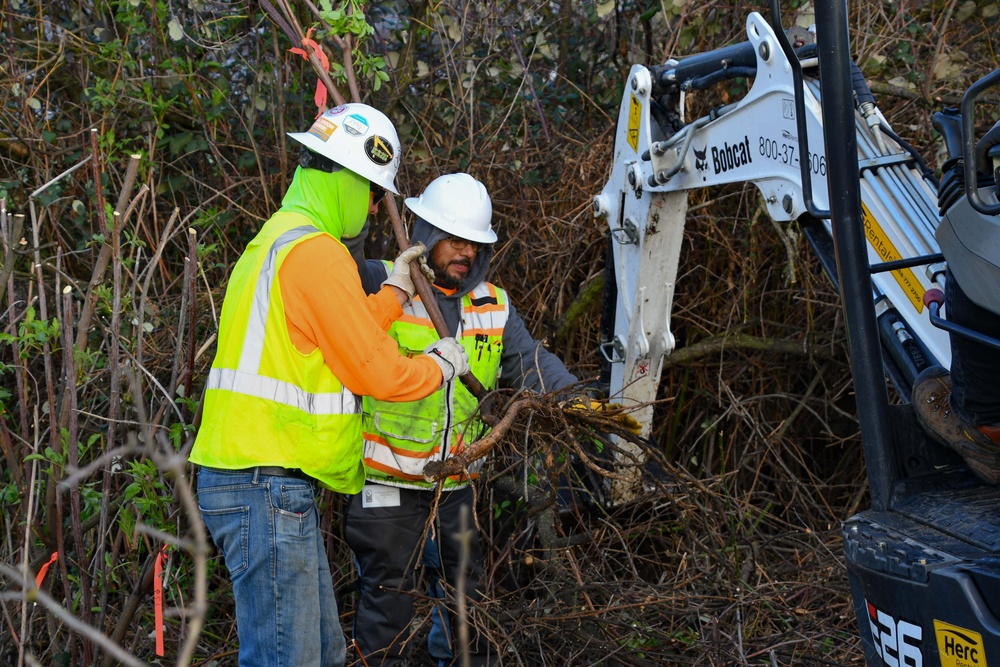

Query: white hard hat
[287,103,401,194]
[404,173,496,244]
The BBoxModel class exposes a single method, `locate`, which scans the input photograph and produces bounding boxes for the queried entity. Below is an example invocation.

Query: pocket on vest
[372,409,439,444]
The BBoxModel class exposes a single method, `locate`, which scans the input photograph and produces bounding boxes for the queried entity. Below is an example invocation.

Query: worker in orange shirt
[188,104,469,667]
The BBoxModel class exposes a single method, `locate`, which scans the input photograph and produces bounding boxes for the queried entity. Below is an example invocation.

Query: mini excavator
[593,1,1000,665]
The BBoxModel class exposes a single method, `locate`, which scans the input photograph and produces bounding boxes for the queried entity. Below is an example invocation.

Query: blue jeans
[197,467,346,667]
[421,537,454,666]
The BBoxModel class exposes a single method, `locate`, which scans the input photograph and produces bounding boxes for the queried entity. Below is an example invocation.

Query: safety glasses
[446,237,484,252]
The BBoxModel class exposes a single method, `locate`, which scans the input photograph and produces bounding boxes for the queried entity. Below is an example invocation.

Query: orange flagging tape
[289,29,330,117]
[154,544,169,656]
[35,551,58,588]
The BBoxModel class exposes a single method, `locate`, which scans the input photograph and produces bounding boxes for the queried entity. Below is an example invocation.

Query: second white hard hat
[287,103,401,194]
[404,173,497,244]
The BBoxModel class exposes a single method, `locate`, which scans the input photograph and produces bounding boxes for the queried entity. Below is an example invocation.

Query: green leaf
[123,482,143,501]
[169,131,193,155]
[955,1,976,22]
[168,18,184,42]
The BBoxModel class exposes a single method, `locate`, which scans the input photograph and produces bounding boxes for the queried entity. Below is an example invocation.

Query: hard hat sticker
[343,114,370,136]
[327,105,348,116]
[365,135,394,165]
[307,118,338,141]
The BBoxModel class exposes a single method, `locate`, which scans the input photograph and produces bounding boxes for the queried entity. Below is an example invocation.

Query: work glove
[381,243,428,301]
[566,397,644,436]
[975,120,1000,176]
[423,338,470,386]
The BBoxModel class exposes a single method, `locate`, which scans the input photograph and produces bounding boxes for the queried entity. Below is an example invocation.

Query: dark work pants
[344,486,492,666]
[947,268,1000,425]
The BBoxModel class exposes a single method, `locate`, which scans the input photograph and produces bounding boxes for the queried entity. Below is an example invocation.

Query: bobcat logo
[694,146,708,172]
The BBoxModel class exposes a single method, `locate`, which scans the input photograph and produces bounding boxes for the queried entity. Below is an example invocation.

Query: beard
[430,256,472,290]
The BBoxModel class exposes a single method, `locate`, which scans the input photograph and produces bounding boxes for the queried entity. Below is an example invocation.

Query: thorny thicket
[1,0,999,665]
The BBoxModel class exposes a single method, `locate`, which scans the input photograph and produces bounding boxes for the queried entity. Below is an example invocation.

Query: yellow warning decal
[627,93,641,153]
[934,619,985,667]
[860,201,923,312]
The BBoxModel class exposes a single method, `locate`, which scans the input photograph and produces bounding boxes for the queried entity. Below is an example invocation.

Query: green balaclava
[278,165,370,240]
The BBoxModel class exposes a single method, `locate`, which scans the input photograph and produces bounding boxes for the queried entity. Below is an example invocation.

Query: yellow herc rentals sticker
[860,201,924,312]
[934,619,985,667]
[627,93,641,153]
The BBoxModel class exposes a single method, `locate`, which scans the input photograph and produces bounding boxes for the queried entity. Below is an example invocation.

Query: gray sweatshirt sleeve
[343,219,390,296]
[499,303,578,393]
[356,258,389,296]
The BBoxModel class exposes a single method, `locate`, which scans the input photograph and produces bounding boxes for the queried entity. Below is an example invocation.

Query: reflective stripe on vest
[206,367,357,415]
[362,282,507,489]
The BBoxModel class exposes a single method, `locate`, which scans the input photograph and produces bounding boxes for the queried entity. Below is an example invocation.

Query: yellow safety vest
[363,282,508,489]
[190,212,366,492]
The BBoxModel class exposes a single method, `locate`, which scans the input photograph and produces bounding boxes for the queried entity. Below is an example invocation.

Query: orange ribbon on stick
[154,544,169,656]
[35,551,58,588]
[289,29,330,117]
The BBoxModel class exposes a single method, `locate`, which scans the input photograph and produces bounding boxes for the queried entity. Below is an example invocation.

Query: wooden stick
[265,0,347,107]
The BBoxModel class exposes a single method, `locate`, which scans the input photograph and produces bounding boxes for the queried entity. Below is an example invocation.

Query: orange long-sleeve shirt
[279,233,442,402]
